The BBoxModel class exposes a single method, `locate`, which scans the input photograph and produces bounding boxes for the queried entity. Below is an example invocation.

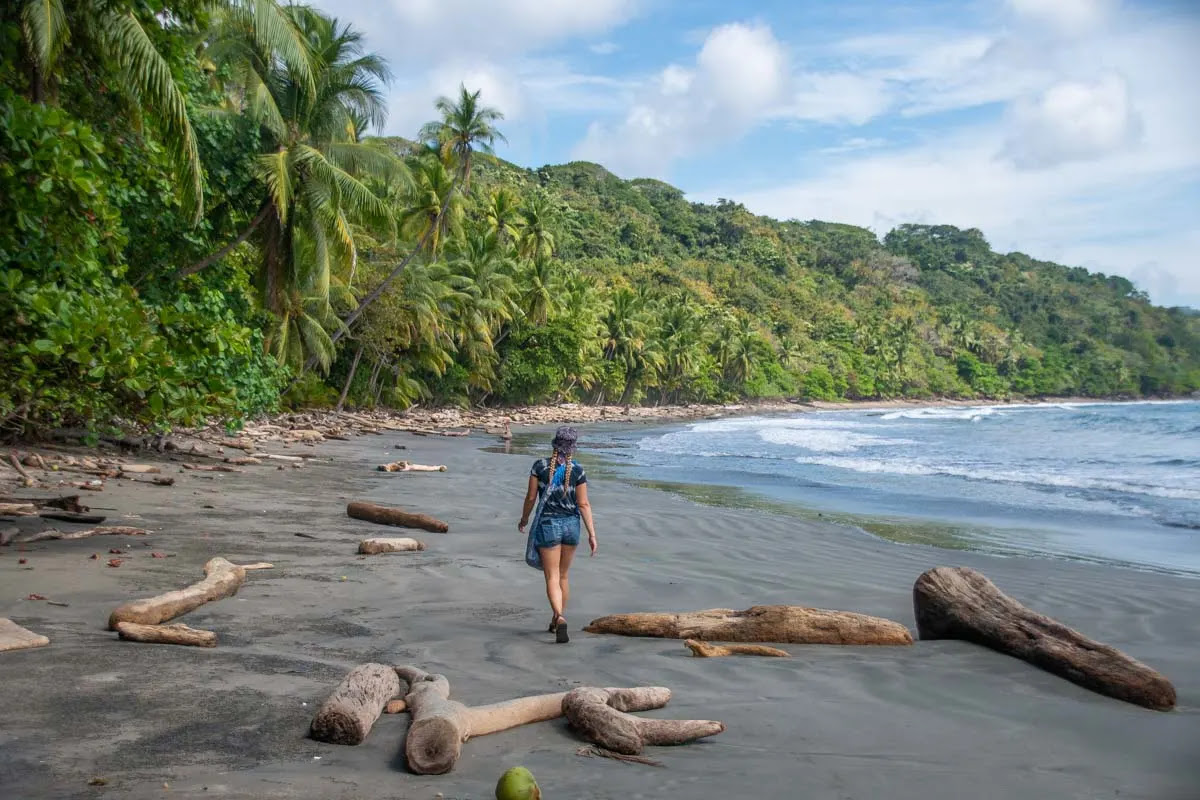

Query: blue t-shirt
[531,458,587,518]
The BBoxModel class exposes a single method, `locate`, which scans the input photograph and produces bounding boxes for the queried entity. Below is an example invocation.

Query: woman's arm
[518,474,539,532]
[575,483,597,556]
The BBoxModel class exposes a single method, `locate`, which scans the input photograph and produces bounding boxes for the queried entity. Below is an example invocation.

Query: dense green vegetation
[2,1,1197,436]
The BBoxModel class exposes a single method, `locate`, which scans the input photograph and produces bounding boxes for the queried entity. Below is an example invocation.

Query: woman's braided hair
[549,425,578,497]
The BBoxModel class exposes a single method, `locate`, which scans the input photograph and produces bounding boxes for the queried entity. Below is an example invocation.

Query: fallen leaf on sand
[108,548,123,554]
[151,552,166,558]
[90,553,99,560]
[107,558,122,567]
[88,777,108,786]
[18,558,27,565]
[27,593,46,601]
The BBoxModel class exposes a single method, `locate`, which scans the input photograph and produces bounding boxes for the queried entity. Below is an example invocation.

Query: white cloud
[1006,0,1116,35]
[575,22,789,176]
[590,41,620,55]
[1002,74,1141,168]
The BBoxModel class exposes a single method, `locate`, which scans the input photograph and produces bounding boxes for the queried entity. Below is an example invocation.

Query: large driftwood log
[115,622,216,647]
[0,503,37,516]
[358,537,426,554]
[585,605,913,645]
[107,557,273,630]
[684,639,790,658]
[913,566,1176,710]
[394,667,667,775]
[310,663,402,745]
[17,526,149,544]
[377,461,447,472]
[347,501,449,533]
[0,618,50,652]
[562,687,725,755]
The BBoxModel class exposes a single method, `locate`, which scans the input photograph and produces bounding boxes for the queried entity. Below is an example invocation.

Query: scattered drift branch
[358,537,425,555]
[0,618,50,652]
[347,501,448,533]
[115,622,216,647]
[310,663,401,745]
[684,639,790,658]
[913,566,1176,710]
[563,687,725,755]
[584,605,913,645]
[108,557,273,630]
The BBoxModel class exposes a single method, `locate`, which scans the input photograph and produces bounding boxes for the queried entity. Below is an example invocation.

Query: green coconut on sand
[496,766,541,800]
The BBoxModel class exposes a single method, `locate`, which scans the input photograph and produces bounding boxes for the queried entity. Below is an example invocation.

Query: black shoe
[554,618,569,644]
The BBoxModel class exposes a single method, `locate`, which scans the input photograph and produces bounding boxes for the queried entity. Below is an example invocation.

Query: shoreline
[1,420,1197,798]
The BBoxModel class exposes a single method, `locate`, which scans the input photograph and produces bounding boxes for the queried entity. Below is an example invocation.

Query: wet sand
[1,430,1198,799]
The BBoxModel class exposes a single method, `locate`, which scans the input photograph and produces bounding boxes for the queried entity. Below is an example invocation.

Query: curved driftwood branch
[115,622,216,647]
[684,639,790,657]
[107,557,273,630]
[563,687,725,755]
[18,526,149,544]
[347,501,448,533]
[585,605,912,645]
[393,666,667,775]
[310,663,402,745]
[358,537,426,555]
[913,566,1176,711]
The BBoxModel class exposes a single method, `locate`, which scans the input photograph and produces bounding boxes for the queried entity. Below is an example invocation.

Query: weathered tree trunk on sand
[347,501,449,533]
[107,557,273,630]
[0,503,37,516]
[562,687,725,755]
[0,494,86,512]
[358,537,426,555]
[115,622,216,647]
[684,639,790,657]
[17,526,148,544]
[310,663,402,745]
[0,618,50,652]
[913,566,1176,711]
[377,461,447,472]
[394,666,668,775]
[584,605,913,645]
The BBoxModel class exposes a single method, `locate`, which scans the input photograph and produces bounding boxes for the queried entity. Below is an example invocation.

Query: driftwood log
[394,667,665,775]
[347,501,449,533]
[0,494,86,512]
[684,639,790,658]
[358,537,426,554]
[0,618,50,652]
[585,605,913,645]
[913,567,1176,710]
[310,663,402,745]
[17,526,148,544]
[0,503,37,516]
[562,687,725,755]
[108,557,273,630]
[39,510,105,524]
[115,621,216,647]
[377,461,447,472]
[119,464,160,474]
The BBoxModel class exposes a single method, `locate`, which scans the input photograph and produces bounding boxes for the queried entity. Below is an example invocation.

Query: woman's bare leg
[539,545,564,621]
[558,544,577,618]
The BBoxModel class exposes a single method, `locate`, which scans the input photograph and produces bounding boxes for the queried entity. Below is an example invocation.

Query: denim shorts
[534,515,581,548]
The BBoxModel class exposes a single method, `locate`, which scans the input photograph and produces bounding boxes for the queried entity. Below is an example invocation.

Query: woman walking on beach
[518,426,597,643]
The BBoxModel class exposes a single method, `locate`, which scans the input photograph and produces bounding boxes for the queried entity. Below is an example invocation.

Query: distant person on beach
[518,426,598,643]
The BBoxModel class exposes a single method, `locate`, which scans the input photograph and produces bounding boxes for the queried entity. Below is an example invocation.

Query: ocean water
[584,401,1200,577]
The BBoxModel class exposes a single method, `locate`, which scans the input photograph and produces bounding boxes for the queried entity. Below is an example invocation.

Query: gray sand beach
[2,429,1198,799]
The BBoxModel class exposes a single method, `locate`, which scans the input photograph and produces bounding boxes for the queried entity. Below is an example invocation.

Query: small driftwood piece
[108,557,273,630]
[347,501,449,533]
[684,639,790,658]
[585,605,913,645]
[0,494,86,512]
[0,503,38,517]
[8,453,33,487]
[358,537,426,554]
[913,566,1176,710]
[377,461,447,472]
[39,510,105,524]
[115,622,216,647]
[310,663,402,745]
[260,453,303,463]
[17,526,149,544]
[394,666,665,775]
[0,618,50,652]
[563,687,725,755]
[181,463,243,473]
[119,464,160,474]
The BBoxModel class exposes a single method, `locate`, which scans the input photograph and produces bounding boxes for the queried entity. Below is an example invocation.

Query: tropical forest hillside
[1,0,1196,437]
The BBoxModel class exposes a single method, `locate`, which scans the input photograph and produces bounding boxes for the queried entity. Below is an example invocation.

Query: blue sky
[319,0,1200,308]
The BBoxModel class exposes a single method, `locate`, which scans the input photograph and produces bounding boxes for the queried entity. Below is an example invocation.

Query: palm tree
[518,254,560,327]
[448,231,517,336]
[419,84,505,189]
[485,187,523,248]
[398,153,462,257]
[194,6,401,369]
[517,191,556,260]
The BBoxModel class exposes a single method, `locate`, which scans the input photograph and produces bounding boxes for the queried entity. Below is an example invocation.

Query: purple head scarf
[551,426,578,458]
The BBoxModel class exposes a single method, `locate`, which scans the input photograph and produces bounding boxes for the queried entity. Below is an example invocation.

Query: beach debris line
[495,766,541,800]
[913,566,1176,711]
[563,687,724,756]
[107,557,273,646]
[0,618,51,652]
[584,605,914,645]
[115,622,216,647]
[310,663,402,745]
[347,501,449,533]
[358,537,426,554]
[377,461,447,472]
[684,639,790,657]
